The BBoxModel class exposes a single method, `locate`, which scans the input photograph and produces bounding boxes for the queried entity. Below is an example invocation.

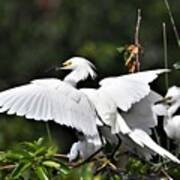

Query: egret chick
[155,86,180,143]
[78,89,180,164]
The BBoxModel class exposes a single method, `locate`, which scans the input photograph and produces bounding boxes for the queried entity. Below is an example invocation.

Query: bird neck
[64,68,93,86]
[164,116,170,125]
[168,101,180,117]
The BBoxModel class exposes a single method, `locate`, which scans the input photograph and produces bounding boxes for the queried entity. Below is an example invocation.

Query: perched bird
[0,57,99,137]
[154,86,180,145]
[0,57,179,163]
[75,88,180,163]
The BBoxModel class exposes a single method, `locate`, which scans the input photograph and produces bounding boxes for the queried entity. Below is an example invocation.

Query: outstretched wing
[121,91,162,134]
[99,69,169,111]
[0,78,98,136]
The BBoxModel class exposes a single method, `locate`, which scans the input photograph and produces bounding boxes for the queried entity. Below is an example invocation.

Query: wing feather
[99,69,169,111]
[121,91,162,134]
[129,129,180,164]
[0,78,98,136]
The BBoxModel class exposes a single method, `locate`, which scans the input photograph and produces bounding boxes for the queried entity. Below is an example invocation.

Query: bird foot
[96,157,117,173]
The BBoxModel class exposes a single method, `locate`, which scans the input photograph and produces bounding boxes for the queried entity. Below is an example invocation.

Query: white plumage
[122,91,161,134]
[0,57,98,136]
[67,134,102,162]
[123,129,180,163]
[0,57,179,163]
[81,86,180,164]
[99,69,170,111]
[154,86,180,143]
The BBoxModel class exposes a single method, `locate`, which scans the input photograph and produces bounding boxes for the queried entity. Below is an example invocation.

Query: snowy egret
[74,88,180,163]
[0,57,179,163]
[155,86,180,144]
[0,57,99,137]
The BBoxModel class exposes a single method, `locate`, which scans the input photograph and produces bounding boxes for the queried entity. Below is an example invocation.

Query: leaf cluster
[0,138,70,179]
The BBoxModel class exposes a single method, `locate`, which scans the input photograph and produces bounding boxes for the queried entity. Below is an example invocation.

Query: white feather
[122,91,162,134]
[67,134,102,161]
[99,69,169,111]
[0,78,98,136]
[128,129,180,164]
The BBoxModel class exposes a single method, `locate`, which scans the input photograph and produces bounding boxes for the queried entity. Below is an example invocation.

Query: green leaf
[42,160,60,169]
[117,47,125,53]
[34,147,46,156]
[5,151,24,161]
[46,146,57,157]
[173,62,180,70]
[36,138,44,146]
[178,40,180,48]
[58,162,70,175]
[10,161,31,179]
[35,166,49,180]
[22,138,44,152]
[22,142,36,150]
[0,152,6,161]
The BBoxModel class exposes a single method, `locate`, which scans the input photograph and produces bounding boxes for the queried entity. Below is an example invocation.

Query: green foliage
[0,138,70,179]
[0,0,180,179]
[127,158,150,176]
[1,138,180,179]
[173,62,180,70]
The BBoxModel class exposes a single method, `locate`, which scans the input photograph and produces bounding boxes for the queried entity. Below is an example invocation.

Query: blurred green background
[0,0,179,152]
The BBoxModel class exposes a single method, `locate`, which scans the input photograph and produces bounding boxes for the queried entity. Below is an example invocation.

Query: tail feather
[128,129,180,164]
[111,113,131,134]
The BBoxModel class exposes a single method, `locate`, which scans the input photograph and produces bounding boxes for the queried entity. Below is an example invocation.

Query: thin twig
[0,164,16,170]
[163,23,169,90]
[45,123,52,143]
[71,147,103,168]
[164,0,180,48]
[163,22,170,152]
[134,8,142,71]
[54,153,69,159]
[161,168,173,180]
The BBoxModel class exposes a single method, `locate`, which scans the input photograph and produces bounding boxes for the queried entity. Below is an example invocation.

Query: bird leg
[109,134,121,159]
[71,147,104,168]
[98,127,106,146]
[175,142,180,156]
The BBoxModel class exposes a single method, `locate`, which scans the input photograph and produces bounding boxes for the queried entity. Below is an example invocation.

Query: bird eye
[166,96,173,101]
[167,102,172,106]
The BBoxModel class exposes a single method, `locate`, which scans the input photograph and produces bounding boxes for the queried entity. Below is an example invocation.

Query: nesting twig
[164,0,180,48]
[134,8,142,72]
[70,147,104,168]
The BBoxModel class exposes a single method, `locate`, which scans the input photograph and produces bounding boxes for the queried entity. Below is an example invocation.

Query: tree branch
[134,8,142,72]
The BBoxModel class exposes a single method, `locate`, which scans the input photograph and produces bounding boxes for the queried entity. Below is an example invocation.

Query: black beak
[44,65,58,73]
[154,96,172,105]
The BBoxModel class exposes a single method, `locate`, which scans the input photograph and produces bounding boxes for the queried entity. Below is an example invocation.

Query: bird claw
[96,157,118,173]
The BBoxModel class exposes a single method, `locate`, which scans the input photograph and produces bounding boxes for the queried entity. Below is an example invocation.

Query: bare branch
[134,8,142,72]
[164,0,180,48]
[0,164,16,170]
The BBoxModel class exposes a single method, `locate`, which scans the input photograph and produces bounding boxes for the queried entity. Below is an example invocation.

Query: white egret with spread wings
[0,57,179,163]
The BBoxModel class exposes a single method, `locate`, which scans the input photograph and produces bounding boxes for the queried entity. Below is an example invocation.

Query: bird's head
[60,57,97,80]
[155,86,180,106]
